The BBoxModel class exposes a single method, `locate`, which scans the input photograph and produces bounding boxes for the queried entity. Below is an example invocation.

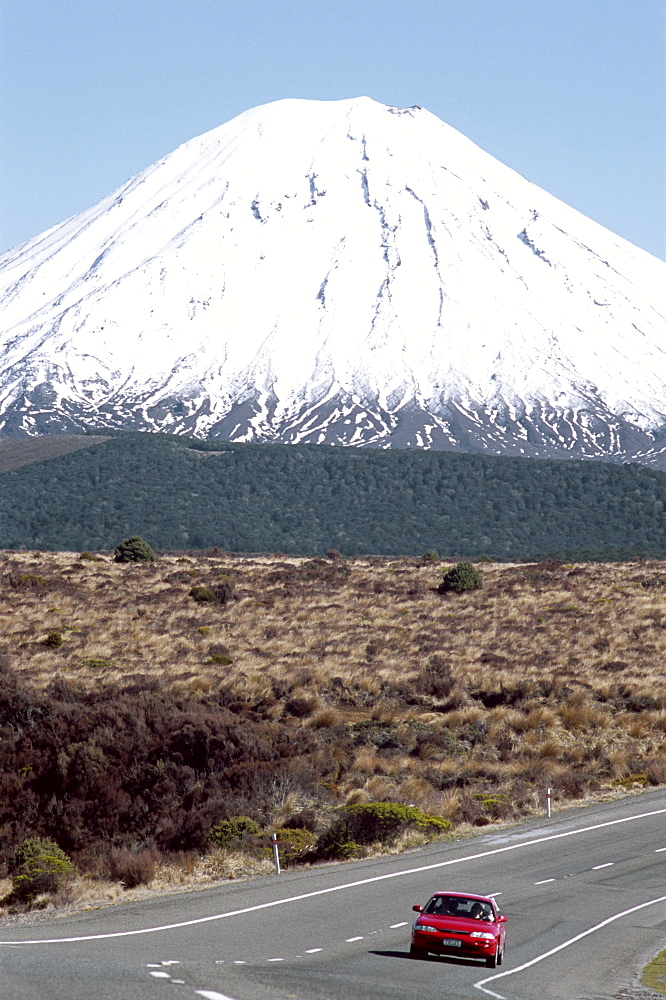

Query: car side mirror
[412,904,423,912]
[497,914,507,923]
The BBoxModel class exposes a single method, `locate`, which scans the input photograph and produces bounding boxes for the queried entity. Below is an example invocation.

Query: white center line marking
[534,878,556,885]
[487,892,502,897]
[346,936,364,942]
[233,960,246,964]
[149,970,171,978]
[4,806,666,946]
[592,863,614,870]
[267,957,284,962]
[305,948,322,953]
[390,922,408,928]
[474,893,666,999]
[656,847,666,852]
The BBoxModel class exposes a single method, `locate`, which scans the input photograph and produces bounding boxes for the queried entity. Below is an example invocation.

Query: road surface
[1,791,665,1000]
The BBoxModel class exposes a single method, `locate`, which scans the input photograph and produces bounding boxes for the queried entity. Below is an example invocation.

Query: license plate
[440,938,461,947]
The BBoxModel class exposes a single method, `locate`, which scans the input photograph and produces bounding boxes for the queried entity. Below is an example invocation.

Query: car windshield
[423,896,493,920]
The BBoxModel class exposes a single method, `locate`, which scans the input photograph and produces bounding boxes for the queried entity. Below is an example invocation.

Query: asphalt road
[1,791,665,1000]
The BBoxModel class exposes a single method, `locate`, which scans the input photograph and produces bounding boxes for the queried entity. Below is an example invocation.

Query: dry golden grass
[2,550,665,822]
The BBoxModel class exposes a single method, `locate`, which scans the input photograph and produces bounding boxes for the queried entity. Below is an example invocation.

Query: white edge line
[2,806,666,946]
[474,893,666,998]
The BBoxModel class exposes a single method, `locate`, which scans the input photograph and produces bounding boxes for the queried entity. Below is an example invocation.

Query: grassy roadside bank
[1,549,665,917]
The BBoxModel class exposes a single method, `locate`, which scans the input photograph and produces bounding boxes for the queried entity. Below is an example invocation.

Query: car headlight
[470,931,495,940]
[414,923,440,933]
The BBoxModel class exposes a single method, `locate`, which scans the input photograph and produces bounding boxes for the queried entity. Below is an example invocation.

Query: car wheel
[497,945,504,966]
[410,944,427,960]
[485,947,498,968]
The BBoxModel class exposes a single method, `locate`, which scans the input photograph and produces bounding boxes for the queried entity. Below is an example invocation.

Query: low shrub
[212,575,235,604]
[114,536,156,563]
[79,551,103,562]
[422,549,440,563]
[208,815,261,850]
[438,562,483,594]
[9,838,75,902]
[313,802,450,859]
[274,827,316,863]
[9,573,48,588]
[106,847,156,888]
[190,585,217,604]
[43,631,63,648]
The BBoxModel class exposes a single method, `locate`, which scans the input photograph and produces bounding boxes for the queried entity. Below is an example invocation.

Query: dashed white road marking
[196,992,239,1000]
[390,922,408,928]
[592,862,614,870]
[474,892,666,999]
[232,960,246,964]
[4,805,665,946]
[534,879,555,885]
[305,947,322,953]
[346,936,364,942]
[149,970,171,978]
[267,957,284,961]
[656,847,666,852]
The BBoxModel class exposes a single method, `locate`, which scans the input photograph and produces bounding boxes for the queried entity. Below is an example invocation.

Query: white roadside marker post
[271,832,281,874]
[546,787,552,818]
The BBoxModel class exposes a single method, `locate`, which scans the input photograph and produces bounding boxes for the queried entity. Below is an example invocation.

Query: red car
[411,891,507,967]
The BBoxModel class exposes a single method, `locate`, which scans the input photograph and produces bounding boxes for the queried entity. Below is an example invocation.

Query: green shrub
[9,838,75,902]
[113,536,156,563]
[438,561,483,594]
[274,827,316,863]
[190,585,217,604]
[212,575,235,604]
[8,837,70,874]
[313,802,450,859]
[422,549,440,563]
[208,815,261,849]
[43,631,63,648]
[10,573,48,588]
[79,551,103,562]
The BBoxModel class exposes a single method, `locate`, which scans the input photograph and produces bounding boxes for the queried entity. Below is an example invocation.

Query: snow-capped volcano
[1,96,665,463]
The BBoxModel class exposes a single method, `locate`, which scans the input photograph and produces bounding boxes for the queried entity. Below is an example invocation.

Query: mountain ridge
[1,97,665,463]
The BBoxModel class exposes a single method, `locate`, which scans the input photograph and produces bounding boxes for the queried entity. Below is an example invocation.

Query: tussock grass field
[4,549,665,806]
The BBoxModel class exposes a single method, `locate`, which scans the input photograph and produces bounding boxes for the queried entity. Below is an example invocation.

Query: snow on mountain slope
[1,96,665,463]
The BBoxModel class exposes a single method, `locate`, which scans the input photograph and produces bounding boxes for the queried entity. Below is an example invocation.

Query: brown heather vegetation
[1,549,665,911]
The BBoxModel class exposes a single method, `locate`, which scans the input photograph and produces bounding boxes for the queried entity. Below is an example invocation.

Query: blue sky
[1,0,664,259]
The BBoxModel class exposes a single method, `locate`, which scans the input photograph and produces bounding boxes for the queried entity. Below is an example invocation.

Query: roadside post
[271,832,281,874]
[546,787,552,818]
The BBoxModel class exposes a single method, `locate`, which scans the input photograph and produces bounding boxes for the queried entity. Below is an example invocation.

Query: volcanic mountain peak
[1,97,665,465]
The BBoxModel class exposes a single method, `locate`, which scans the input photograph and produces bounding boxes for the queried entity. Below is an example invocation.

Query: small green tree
[113,536,156,563]
[422,549,440,563]
[438,561,483,594]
